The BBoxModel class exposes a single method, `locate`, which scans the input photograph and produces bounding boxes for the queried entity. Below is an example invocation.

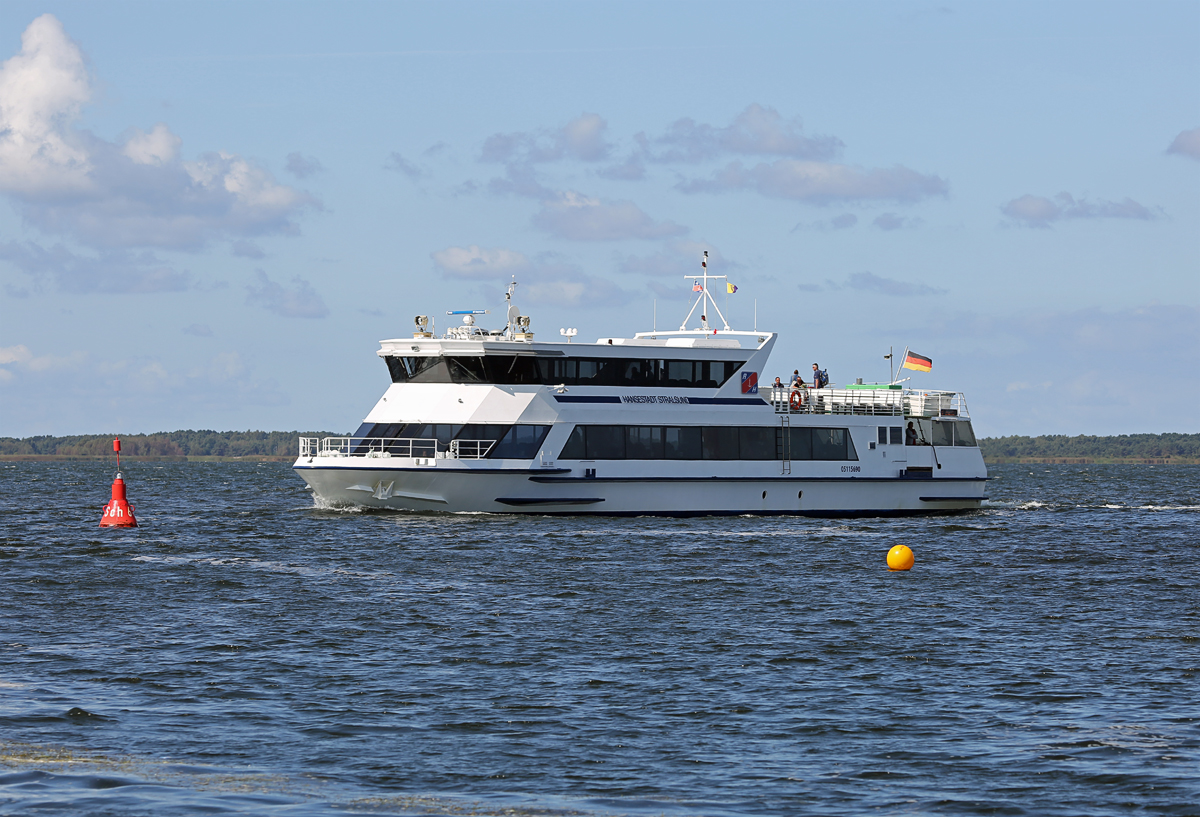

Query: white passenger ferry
[296,261,987,515]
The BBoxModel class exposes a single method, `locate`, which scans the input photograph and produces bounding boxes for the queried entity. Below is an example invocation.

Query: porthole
[797,491,803,499]
[762,490,767,499]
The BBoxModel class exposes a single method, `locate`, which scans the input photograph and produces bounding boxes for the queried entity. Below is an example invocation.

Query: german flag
[901,350,932,372]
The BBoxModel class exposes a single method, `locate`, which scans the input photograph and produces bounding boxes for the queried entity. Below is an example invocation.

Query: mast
[678,251,731,331]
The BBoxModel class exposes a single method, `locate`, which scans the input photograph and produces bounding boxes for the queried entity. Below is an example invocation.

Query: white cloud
[531,191,687,241]
[0,343,86,375]
[122,123,181,166]
[384,151,424,181]
[481,113,611,164]
[231,240,265,259]
[618,241,731,278]
[846,271,943,296]
[0,14,91,196]
[431,245,531,279]
[431,244,632,308]
[678,159,948,204]
[651,104,843,163]
[0,240,191,293]
[873,212,920,230]
[0,14,316,253]
[794,271,945,296]
[285,152,323,178]
[1001,192,1157,228]
[245,270,329,318]
[1166,127,1200,160]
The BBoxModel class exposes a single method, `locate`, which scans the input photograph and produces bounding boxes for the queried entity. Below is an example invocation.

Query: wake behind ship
[295,261,987,515]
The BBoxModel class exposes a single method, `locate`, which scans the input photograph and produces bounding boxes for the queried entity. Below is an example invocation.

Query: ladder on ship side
[780,414,791,475]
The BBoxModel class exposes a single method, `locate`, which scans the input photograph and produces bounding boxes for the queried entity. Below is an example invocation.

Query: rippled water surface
[1,462,1197,816]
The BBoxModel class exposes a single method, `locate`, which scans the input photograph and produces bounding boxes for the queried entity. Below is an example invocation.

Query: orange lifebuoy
[789,389,804,410]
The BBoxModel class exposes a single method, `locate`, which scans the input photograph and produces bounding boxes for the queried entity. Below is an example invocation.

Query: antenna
[679,250,730,331]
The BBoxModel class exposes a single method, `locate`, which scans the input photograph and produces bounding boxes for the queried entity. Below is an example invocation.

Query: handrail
[764,387,969,418]
[298,436,497,460]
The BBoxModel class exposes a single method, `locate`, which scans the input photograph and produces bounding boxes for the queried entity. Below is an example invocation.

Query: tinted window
[890,427,903,446]
[931,421,953,447]
[953,421,977,447]
[560,425,586,459]
[739,426,776,460]
[555,425,857,461]
[446,356,488,383]
[665,426,702,459]
[702,427,739,460]
[490,425,551,459]
[456,424,510,442]
[627,426,665,459]
[585,425,626,459]
[390,355,743,388]
[786,427,813,460]
[812,428,849,460]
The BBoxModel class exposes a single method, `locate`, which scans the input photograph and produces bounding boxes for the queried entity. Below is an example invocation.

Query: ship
[295,256,987,515]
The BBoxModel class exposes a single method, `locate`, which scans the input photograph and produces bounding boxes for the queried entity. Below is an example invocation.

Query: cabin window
[953,421,977,447]
[812,428,854,460]
[490,425,551,459]
[585,425,626,459]
[558,425,858,461]
[347,422,548,458]
[386,354,743,388]
[931,421,954,448]
[739,426,777,460]
[627,426,665,459]
[878,427,888,445]
[702,427,740,460]
[890,427,903,445]
[785,427,813,460]
[560,425,586,459]
[664,426,702,459]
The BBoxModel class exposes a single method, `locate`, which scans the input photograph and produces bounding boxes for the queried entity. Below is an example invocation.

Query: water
[1,461,1197,816]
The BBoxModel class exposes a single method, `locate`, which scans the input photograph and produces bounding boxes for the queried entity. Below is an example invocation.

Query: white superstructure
[295,264,987,515]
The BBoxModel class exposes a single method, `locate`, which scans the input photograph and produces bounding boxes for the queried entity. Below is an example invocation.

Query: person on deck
[906,421,919,446]
[790,369,803,388]
[811,363,822,389]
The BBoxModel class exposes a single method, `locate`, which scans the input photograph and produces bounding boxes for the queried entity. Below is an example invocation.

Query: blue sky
[1,0,1197,438]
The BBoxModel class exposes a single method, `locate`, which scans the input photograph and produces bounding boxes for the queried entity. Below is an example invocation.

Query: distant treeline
[0,430,342,458]
[1,430,1197,461]
[978,433,1200,461]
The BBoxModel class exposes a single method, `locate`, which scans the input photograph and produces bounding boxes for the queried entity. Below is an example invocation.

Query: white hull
[295,444,987,516]
[295,274,988,517]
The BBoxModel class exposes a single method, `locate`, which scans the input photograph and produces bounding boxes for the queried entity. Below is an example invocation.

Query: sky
[0,0,1197,439]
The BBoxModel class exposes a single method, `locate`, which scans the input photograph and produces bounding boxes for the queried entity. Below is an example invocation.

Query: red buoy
[99,438,137,528]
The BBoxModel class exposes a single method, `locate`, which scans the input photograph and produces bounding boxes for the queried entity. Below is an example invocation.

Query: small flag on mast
[901,351,932,372]
[726,282,737,294]
[693,281,703,292]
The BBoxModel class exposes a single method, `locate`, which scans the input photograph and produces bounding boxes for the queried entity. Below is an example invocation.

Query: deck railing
[298,436,496,459]
[765,387,969,418]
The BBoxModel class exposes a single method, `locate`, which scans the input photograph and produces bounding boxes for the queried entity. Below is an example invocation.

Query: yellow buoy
[887,544,915,571]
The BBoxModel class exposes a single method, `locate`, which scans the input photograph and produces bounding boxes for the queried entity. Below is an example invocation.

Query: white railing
[765,387,969,418]
[449,439,496,459]
[298,436,497,460]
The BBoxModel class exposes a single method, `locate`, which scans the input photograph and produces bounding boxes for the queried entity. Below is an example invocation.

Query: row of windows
[559,425,859,461]
[905,419,978,447]
[385,355,744,388]
[351,423,550,459]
